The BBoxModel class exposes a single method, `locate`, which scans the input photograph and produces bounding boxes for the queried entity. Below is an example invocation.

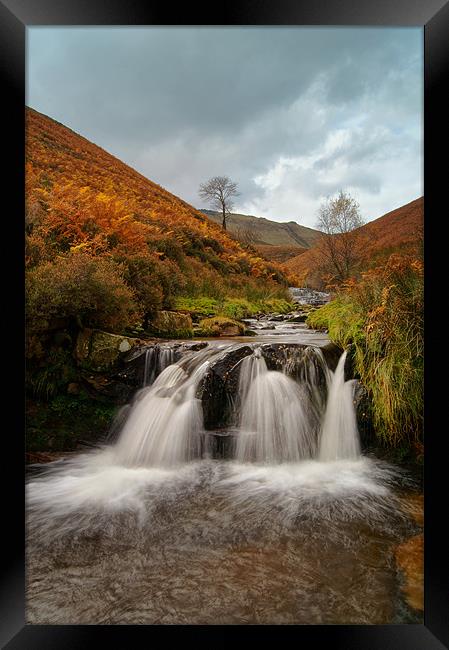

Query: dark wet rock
[185,341,208,351]
[111,345,159,388]
[80,371,135,404]
[320,342,342,372]
[286,314,307,323]
[352,380,376,448]
[196,345,253,429]
[74,338,206,405]
[113,341,206,388]
[343,343,360,381]
[205,343,335,416]
[245,330,258,336]
[259,343,304,371]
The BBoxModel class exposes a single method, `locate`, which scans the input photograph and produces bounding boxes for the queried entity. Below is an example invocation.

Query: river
[26,318,423,624]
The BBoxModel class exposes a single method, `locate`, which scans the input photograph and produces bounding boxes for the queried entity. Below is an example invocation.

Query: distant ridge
[200,209,321,261]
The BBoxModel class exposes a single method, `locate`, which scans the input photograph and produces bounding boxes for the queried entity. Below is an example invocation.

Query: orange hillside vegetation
[25,107,288,302]
[282,197,423,285]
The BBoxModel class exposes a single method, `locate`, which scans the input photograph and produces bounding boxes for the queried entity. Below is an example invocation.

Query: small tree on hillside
[315,190,365,285]
[199,176,239,230]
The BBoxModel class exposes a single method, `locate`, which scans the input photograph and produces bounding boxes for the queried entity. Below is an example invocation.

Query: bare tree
[315,190,365,284]
[198,176,239,230]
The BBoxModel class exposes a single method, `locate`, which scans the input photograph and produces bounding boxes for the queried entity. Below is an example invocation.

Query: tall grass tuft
[307,254,423,446]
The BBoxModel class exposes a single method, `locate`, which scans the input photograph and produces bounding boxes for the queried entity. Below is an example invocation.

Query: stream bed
[26,322,423,625]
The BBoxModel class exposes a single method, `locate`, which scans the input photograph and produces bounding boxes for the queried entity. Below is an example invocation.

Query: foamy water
[26,342,422,625]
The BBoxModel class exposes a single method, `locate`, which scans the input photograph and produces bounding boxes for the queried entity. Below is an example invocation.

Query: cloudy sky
[27,27,423,227]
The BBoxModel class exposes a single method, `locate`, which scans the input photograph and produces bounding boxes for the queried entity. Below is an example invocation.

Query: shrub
[26,252,142,334]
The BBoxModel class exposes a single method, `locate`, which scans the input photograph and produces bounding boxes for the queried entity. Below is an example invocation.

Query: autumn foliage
[283,197,423,289]
[25,108,289,342]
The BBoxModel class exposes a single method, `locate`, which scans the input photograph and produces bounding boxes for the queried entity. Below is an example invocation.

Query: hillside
[25,108,289,333]
[283,197,423,286]
[200,209,321,262]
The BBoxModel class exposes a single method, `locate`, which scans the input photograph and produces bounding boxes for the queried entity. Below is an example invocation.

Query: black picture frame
[1,1,448,647]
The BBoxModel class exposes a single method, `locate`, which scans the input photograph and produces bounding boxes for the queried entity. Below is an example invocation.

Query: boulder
[394,533,423,612]
[286,314,307,323]
[196,345,253,428]
[150,311,193,338]
[75,328,145,372]
[198,317,246,337]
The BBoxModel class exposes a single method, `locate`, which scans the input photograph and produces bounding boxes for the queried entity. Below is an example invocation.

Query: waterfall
[318,350,361,461]
[143,344,177,386]
[236,347,317,463]
[114,349,215,468]
[112,342,361,469]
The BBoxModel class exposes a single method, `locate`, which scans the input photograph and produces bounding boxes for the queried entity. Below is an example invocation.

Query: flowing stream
[26,333,422,625]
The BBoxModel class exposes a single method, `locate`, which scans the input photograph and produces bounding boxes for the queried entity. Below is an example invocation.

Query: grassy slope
[282,197,423,282]
[26,107,288,296]
[200,209,321,260]
[254,243,308,263]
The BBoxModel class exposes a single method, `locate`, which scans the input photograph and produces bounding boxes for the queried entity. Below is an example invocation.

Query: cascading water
[236,347,318,463]
[318,350,361,461]
[26,340,420,626]
[114,353,208,468]
[113,345,240,468]
[143,344,177,386]
[114,343,361,467]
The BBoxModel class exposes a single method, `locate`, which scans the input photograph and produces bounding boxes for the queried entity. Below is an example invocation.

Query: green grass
[174,296,220,317]
[175,295,294,320]
[306,297,365,347]
[26,393,118,451]
[306,256,423,447]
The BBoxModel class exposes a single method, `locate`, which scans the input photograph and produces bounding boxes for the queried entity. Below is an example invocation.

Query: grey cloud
[27,26,422,226]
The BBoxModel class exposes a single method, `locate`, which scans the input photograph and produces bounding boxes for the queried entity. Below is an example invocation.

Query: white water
[319,350,361,461]
[143,344,177,386]
[113,355,207,468]
[236,348,317,463]
[111,343,361,468]
[26,342,420,626]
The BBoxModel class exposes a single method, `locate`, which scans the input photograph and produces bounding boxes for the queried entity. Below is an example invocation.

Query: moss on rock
[75,328,143,372]
[149,311,193,338]
[197,316,246,337]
